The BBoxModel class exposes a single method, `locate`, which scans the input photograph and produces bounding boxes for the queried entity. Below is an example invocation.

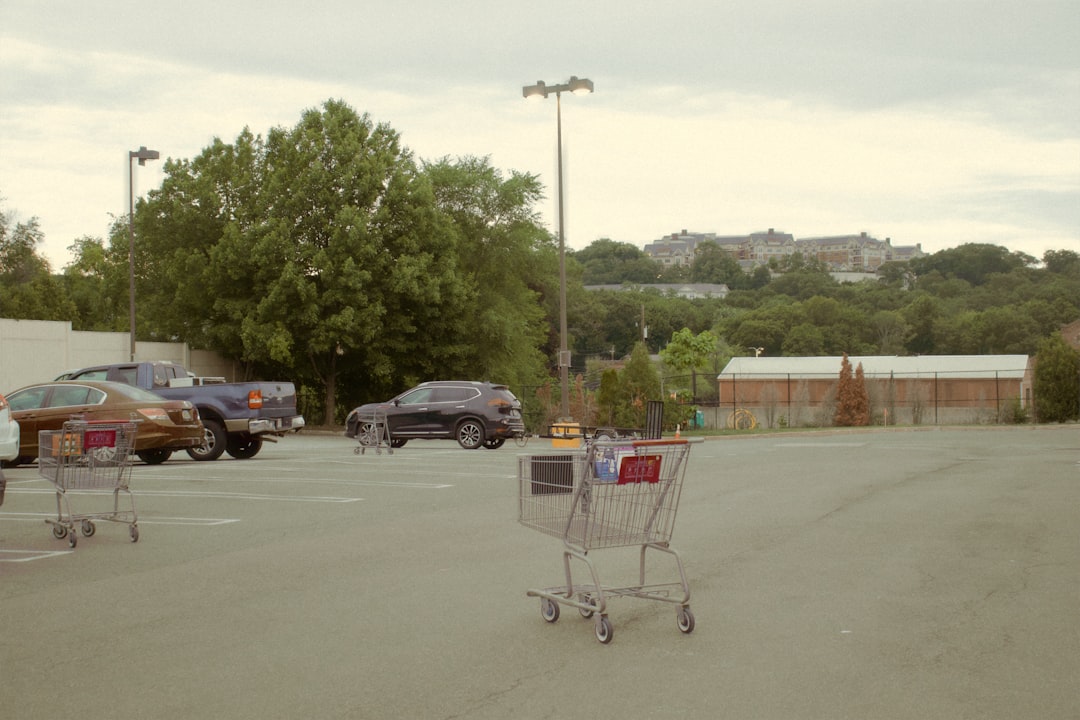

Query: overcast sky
[2,1,1077,271]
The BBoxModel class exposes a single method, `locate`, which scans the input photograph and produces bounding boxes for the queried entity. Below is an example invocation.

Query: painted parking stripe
[1,488,362,503]
[135,489,363,503]
[0,549,72,563]
[0,511,240,526]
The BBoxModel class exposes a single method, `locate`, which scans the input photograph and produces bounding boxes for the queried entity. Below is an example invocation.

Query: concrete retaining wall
[0,318,235,393]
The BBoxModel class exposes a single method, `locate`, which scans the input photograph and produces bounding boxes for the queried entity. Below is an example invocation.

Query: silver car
[0,392,20,505]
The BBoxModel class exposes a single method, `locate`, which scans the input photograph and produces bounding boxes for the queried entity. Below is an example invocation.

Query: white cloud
[1,1,1077,271]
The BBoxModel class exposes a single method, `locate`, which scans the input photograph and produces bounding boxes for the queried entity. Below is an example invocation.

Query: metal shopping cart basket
[518,438,697,644]
[353,405,394,455]
[38,420,140,548]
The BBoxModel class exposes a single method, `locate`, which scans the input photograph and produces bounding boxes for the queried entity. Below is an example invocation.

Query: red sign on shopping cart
[617,455,661,484]
[84,429,117,449]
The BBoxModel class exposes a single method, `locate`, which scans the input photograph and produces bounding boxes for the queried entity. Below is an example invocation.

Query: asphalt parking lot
[1,426,1078,719]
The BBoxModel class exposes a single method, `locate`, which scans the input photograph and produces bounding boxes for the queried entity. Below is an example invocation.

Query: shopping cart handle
[631,438,693,447]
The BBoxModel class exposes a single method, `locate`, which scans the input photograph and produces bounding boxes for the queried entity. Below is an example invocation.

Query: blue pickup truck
[60,361,304,461]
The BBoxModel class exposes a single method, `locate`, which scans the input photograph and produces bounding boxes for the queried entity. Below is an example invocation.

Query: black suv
[344,381,526,450]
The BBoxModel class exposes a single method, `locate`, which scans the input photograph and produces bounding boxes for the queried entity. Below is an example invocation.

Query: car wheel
[187,419,226,461]
[357,422,379,447]
[482,437,505,450]
[390,439,408,448]
[136,449,172,465]
[226,435,263,459]
[456,420,484,449]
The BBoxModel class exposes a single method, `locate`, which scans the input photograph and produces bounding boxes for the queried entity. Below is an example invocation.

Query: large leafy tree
[0,206,74,321]
[135,100,475,423]
[910,243,1035,286]
[573,238,663,284]
[422,155,553,389]
[616,341,662,428]
[1033,333,1080,422]
[660,327,718,398]
[690,240,747,287]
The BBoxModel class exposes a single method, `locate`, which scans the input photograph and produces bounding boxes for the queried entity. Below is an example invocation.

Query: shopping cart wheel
[540,598,560,623]
[594,616,613,644]
[81,520,96,537]
[130,525,140,543]
[52,525,68,540]
[677,606,696,634]
[578,594,596,619]
[68,533,77,549]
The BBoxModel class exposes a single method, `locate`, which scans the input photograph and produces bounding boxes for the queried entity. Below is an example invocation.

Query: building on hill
[643,228,924,272]
[794,232,924,271]
[745,229,797,265]
[584,283,730,300]
[717,355,1032,427]
[642,230,716,268]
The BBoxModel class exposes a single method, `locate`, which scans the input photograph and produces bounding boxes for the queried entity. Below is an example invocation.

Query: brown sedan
[4,381,204,466]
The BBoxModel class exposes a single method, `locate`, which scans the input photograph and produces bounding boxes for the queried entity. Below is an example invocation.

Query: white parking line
[135,489,364,503]
[138,516,241,526]
[0,549,72,563]
[1,488,363,503]
[0,511,240,526]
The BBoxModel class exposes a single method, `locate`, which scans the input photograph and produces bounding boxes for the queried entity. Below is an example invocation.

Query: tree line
[2,99,1078,425]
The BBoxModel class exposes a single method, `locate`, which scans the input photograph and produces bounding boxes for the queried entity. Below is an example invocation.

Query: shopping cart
[38,420,140,548]
[518,438,697,644]
[353,405,393,455]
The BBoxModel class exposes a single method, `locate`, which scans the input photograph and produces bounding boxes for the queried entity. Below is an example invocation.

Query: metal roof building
[716,355,1032,428]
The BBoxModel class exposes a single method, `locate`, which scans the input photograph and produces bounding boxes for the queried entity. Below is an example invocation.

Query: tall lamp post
[522,76,594,421]
[128,146,160,362]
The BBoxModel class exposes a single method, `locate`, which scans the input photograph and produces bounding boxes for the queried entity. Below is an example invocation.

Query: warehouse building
[716,355,1032,428]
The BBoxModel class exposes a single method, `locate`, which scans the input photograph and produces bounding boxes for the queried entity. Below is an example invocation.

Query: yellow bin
[551,421,582,449]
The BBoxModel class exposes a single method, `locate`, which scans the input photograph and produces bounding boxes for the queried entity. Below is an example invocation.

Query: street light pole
[128,146,160,362]
[522,76,594,421]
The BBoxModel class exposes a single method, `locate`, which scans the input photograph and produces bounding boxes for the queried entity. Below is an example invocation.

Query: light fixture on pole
[522,76,594,421]
[128,145,160,362]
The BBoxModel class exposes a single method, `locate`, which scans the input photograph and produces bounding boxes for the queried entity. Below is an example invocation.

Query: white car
[0,391,19,505]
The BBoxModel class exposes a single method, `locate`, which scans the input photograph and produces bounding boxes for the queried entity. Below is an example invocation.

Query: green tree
[1033,333,1080,422]
[871,310,909,355]
[660,327,718,398]
[616,342,661,428]
[63,234,127,331]
[690,240,746,287]
[1043,249,1080,277]
[136,101,474,423]
[782,323,825,356]
[573,238,662,284]
[423,155,553,389]
[0,206,75,321]
[910,243,1034,286]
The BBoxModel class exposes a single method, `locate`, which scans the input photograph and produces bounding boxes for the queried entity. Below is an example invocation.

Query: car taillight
[0,393,7,411]
[248,390,263,409]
